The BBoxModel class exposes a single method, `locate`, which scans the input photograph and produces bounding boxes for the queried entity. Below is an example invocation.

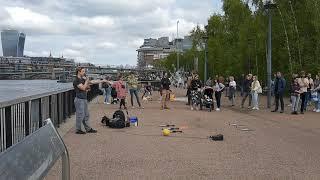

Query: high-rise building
[1,30,26,57]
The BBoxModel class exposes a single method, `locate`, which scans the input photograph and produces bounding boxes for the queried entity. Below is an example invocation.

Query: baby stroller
[200,86,214,112]
[190,88,202,110]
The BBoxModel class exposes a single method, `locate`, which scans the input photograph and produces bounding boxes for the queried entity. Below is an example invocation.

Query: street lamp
[264,0,276,109]
[176,20,180,71]
[202,36,209,82]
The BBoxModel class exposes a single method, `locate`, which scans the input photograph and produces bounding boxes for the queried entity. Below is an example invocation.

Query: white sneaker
[287,104,292,107]
[316,109,320,113]
[252,107,256,110]
[106,102,110,105]
[313,109,317,112]
[191,107,194,111]
[216,108,220,111]
[256,107,260,110]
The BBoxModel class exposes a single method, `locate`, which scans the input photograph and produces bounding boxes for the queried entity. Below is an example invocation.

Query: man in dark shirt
[241,74,253,108]
[161,72,171,110]
[272,72,286,113]
[73,67,109,134]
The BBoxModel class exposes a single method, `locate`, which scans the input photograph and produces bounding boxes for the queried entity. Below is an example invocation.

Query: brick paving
[45,88,320,180]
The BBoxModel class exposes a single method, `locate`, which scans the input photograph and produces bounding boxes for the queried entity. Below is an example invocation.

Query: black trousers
[300,92,307,113]
[215,91,222,108]
[274,93,284,111]
[120,99,126,109]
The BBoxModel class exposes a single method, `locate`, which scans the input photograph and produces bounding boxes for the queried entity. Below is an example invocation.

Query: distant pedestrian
[271,72,286,113]
[312,74,320,112]
[113,75,127,110]
[305,73,314,110]
[241,74,253,109]
[161,72,171,110]
[127,72,143,109]
[102,76,111,104]
[251,75,262,110]
[228,76,236,106]
[290,77,301,115]
[298,71,309,114]
[213,76,225,111]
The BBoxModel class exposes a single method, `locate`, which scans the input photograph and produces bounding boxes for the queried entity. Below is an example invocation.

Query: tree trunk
[289,0,302,67]
[277,5,293,75]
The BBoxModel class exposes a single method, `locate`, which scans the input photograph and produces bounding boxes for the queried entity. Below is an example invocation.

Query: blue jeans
[104,87,111,103]
[317,93,320,110]
[129,89,141,107]
[304,91,311,109]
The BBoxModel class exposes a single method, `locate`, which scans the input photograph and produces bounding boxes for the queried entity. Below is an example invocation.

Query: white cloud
[97,42,117,49]
[0,0,223,65]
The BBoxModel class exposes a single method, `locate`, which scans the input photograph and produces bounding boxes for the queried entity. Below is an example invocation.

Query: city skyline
[0,0,223,65]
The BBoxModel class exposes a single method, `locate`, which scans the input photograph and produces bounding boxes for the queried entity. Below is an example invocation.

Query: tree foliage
[160,0,320,85]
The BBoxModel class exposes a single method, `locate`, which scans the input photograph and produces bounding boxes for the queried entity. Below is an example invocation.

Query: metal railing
[0,119,70,180]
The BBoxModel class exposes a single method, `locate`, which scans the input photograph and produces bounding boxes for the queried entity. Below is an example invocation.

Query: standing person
[312,74,320,112]
[113,75,127,110]
[298,71,309,114]
[186,73,193,105]
[272,72,286,113]
[73,67,104,134]
[290,77,301,115]
[190,74,203,110]
[127,72,143,109]
[213,77,225,111]
[240,74,245,97]
[228,76,237,106]
[241,74,253,109]
[102,76,111,104]
[304,73,314,110]
[251,75,262,110]
[160,72,171,110]
[224,77,229,97]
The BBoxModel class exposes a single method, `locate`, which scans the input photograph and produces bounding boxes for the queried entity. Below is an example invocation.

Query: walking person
[241,74,253,109]
[127,72,143,109]
[312,74,320,112]
[102,76,111,104]
[214,77,225,111]
[304,73,314,110]
[228,76,237,106]
[271,72,286,113]
[73,67,105,134]
[160,72,171,110]
[298,71,309,114]
[251,75,262,110]
[190,74,203,110]
[113,75,127,110]
[290,77,301,115]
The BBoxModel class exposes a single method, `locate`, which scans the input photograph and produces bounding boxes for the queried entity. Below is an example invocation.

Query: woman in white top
[229,76,237,106]
[251,75,262,110]
[214,76,225,111]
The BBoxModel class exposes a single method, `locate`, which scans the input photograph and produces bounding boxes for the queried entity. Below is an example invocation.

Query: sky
[0,0,223,66]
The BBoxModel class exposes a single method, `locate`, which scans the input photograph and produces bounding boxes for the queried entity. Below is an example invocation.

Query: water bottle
[129,116,138,126]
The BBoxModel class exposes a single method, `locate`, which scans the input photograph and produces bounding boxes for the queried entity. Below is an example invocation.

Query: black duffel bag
[101,110,130,129]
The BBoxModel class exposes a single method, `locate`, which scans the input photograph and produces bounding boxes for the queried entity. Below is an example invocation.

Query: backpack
[101,110,130,129]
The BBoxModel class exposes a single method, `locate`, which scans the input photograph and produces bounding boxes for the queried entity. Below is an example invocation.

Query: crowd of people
[73,67,320,135]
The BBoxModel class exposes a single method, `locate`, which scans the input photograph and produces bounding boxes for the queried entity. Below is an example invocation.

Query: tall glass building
[1,30,26,57]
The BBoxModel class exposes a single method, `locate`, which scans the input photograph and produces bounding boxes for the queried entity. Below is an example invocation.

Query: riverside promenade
[45,88,320,180]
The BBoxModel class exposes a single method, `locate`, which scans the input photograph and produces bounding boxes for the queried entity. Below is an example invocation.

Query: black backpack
[101,110,130,129]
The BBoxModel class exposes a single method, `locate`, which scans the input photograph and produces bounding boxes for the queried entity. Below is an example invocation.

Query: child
[113,75,127,109]
[142,83,152,100]
[111,87,118,104]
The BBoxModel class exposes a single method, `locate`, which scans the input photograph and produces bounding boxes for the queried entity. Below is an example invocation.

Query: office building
[1,30,26,57]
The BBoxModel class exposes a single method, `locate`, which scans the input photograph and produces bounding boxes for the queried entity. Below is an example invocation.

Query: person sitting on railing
[73,67,111,135]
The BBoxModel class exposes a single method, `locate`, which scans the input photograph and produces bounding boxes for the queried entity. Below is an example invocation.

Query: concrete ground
[46,88,320,180]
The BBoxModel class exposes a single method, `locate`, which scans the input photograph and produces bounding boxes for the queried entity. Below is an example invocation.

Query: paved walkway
[46,89,320,180]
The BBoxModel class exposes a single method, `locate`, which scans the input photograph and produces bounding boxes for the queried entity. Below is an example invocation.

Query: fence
[0,84,100,152]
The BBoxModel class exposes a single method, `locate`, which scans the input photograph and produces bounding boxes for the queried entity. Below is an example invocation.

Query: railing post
[5,106,12,148]
[24,101,30,136]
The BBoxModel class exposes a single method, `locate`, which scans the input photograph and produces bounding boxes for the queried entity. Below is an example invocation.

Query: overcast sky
[0,0,222,66]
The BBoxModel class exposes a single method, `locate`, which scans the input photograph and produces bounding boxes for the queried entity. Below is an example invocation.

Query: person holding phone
[73,67,110,134]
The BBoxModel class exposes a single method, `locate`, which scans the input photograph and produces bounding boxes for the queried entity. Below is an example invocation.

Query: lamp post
[176,20,180,71]
[264,0,276,109]
[202,36,209,82]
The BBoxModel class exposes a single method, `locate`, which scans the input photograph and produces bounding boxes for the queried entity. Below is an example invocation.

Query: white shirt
[229,81,236,89]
